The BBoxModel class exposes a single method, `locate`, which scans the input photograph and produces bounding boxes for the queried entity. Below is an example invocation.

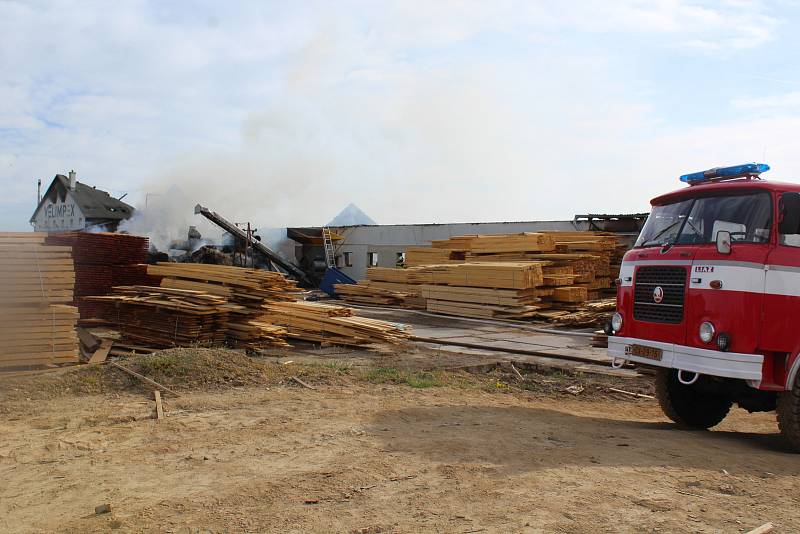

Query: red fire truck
[607,163,800,451]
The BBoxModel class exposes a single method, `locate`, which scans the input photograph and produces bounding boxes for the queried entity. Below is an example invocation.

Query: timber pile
[111,264,162,287]
[405,247,464,267]
[423,262,543,289]
[420,262,544,318]
[147,263,301,348]
[0,232,80,367]
[534,297,617,326]
[142,263,411,349]
[333,281,408,306]
[44,232,152,320]
[261,301,411,346]
[362,267,429,307]
[335,231,625,323]
[44,232,149,265]
[85,286,232,347]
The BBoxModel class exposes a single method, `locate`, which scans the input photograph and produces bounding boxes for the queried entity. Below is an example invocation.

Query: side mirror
[716,230,731,255]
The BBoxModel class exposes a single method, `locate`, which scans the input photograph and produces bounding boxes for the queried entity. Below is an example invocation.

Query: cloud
[0,0,794,238]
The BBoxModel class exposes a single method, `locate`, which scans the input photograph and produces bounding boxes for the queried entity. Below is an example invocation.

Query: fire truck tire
[654,369,732,429]
[776,375,800,453]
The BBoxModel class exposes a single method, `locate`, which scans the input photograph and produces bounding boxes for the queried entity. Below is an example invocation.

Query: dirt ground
[0,350,798,534]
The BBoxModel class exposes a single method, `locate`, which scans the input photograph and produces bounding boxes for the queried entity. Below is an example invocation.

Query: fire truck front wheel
[777,374,800,453]
[655,369,732,429]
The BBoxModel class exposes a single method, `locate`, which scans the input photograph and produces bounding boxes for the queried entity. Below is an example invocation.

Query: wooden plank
[153,390,164,420]
[745,523,774,534]
[88,339,113,364]
[110,362,181,397]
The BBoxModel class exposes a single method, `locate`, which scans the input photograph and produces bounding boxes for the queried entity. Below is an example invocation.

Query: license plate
[625,344,663,361]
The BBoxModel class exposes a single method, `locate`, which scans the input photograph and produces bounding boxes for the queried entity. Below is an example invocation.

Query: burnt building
[30,171,135,232]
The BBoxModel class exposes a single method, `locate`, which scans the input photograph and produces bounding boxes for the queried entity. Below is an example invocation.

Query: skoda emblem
[653,286,664,304]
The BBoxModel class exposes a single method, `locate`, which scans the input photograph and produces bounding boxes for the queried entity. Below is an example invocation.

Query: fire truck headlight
[699,322,715,343]
[611,313,623,333]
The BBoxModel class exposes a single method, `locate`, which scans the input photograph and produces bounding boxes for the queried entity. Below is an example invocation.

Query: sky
[3,0,800,236]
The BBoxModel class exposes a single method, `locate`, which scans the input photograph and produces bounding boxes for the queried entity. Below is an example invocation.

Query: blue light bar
[680,163,770,184]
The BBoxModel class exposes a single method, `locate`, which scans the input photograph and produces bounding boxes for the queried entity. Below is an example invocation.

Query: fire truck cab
[607,163,800,451]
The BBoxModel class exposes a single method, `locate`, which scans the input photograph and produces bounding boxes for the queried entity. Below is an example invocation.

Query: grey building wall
[328,220,583,281]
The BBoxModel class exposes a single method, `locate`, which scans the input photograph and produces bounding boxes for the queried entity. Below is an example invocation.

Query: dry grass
[0,347,653,404]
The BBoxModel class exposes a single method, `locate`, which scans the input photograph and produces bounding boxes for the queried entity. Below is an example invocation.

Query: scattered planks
[260,301,411,346]
[110,361,180,397]
[83,263,412,351]
[148,262,299,348]
[0,233,80,368]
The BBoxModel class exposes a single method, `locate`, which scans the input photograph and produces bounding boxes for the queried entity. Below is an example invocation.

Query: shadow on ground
[369,405,798,476]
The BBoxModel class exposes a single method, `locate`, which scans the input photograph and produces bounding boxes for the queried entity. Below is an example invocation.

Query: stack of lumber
[260,301,411,346]
[335,231,626,323]
[366,267,432,285]
[333,281,408,306]
[421,285,541,318]
[44,232,149,265]
[85,286,232,347]
[0,233,79,367]
[362,268,429,307]
[404,247,464,267]
[111,264,162,287]
[463,233,556,254]
[99,263,413,350]
[535,297,617,326]
[419,262,544,318]
[423,262,543,289]
[44,232,151,320]
[147,263,301,348]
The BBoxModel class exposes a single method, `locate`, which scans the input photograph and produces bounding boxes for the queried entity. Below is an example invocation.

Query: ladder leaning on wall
[322,227,336,268]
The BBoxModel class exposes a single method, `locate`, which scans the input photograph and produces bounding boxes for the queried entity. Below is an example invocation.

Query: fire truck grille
[633,266,687,324]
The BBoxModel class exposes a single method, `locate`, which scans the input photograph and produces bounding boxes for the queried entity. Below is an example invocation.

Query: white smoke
[118,186,212,252]
[120,183,297,262]
[117,6,790,244]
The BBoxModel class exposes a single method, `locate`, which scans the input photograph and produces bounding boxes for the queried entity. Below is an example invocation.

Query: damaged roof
[31,174,135,223]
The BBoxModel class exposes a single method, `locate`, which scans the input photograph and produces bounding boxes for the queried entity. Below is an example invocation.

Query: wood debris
[148,263,298,348]
[110,361,180,397]
[260,301,411,346]
[153,390,165,419]
[85,262,411,351]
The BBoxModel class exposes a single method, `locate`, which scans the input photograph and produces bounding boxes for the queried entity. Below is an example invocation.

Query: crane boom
[194,204,310,283]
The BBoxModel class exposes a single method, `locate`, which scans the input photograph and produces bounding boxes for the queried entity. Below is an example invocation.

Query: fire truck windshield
[635,192,772,248]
